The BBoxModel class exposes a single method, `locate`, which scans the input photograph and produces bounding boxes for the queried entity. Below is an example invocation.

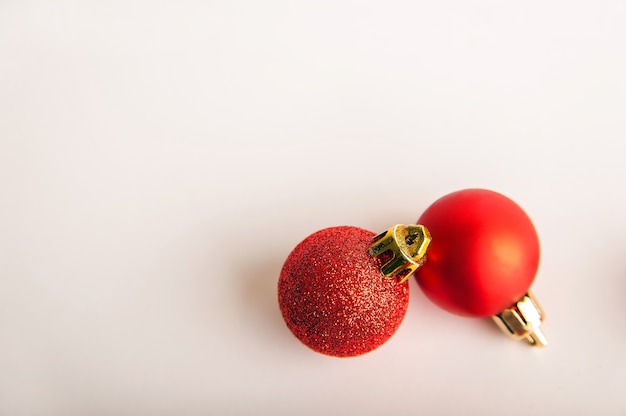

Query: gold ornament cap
[369,224,431,283]
[492,292,547,347]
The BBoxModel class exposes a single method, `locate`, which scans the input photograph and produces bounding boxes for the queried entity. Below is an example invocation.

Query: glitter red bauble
[278,226,409,357]
[415,189,540,317]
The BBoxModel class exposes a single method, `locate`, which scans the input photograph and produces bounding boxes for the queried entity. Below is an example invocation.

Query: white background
[1,1,625,415]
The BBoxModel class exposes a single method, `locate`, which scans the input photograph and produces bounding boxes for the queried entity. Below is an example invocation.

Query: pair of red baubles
[278,189,547,357]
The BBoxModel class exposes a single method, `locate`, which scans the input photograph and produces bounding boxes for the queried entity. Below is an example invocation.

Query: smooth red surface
[415,189,540,317]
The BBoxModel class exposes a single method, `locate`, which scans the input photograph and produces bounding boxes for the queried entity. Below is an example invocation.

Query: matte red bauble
[415,189,547,345]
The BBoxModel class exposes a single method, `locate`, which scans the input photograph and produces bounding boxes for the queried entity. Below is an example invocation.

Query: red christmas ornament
[415,189,547,345]
[278,189,547,354]
[278,225,430,357]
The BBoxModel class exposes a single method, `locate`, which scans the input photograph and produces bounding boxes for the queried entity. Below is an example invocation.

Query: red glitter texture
[278,226,409,357]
